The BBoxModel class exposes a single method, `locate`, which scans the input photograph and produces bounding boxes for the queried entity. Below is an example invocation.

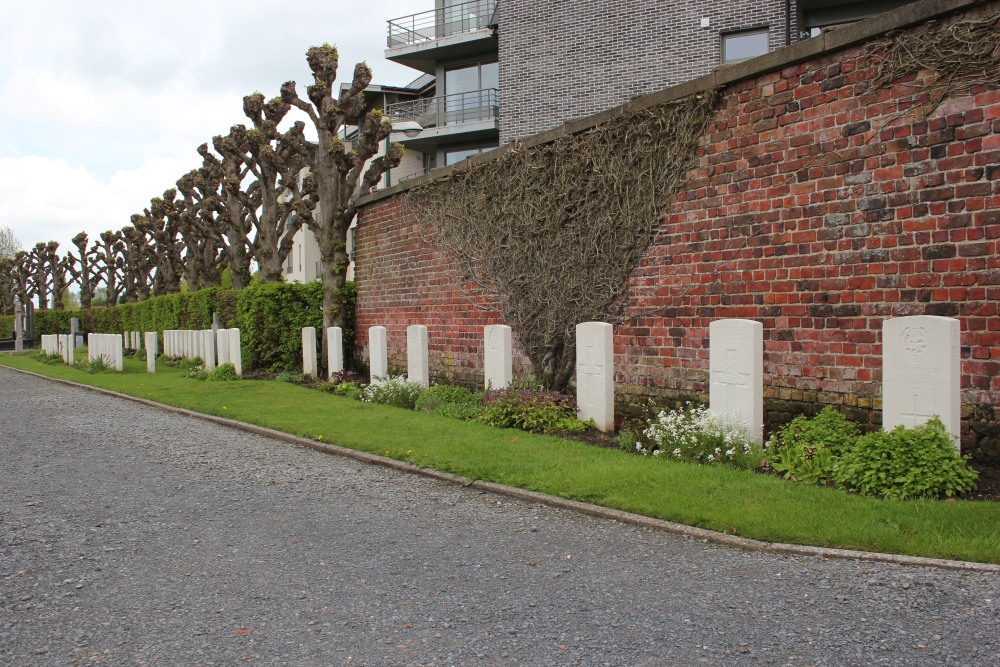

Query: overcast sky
[0,0,420,256]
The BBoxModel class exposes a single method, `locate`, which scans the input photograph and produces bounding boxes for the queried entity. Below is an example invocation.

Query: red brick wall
[356,6,1000,460]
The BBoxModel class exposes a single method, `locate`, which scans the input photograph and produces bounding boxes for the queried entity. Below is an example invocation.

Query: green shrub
[415,385,484,420]
[833,418,978,499]
[475,387,591,434]
[79,357,113,374]
[31,351,64,365]
[232,281,323,373]
[276,371,305,383]
[766,407,860,485]
[361,375,426,409]
[206,363,240,382]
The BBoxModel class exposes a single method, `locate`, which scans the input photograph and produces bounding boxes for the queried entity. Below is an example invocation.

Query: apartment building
[286,0,917,282]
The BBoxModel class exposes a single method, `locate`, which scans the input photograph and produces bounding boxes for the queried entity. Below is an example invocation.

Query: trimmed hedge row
[3,282,354,372]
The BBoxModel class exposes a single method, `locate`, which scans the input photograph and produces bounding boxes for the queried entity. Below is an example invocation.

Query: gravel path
[1,366,998,666]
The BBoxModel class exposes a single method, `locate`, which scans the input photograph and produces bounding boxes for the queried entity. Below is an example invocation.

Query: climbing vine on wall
[866,13,999,106]
[410,91,718,390]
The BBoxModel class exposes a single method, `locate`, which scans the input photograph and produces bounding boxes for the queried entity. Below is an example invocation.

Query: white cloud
[0,0,425,257]
[0,155,193,253]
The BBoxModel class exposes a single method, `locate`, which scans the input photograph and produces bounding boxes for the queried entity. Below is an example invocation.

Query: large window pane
[722,29,769,63]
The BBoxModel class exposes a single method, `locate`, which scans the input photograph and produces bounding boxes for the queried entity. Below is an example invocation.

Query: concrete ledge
[4,363,998,574]
[357,0,991,208]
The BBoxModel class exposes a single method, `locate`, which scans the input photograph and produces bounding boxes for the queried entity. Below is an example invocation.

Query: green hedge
[5,282,353,372]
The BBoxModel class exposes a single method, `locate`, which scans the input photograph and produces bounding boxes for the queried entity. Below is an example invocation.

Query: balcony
[386,0,499,73]
[385,88,499,153]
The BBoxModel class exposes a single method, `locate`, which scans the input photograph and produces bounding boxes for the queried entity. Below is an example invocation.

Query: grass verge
[2,352,999,564]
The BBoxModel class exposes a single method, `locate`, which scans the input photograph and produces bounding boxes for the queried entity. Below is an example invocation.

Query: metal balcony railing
[388,0,498,48]
[386,89,499,129]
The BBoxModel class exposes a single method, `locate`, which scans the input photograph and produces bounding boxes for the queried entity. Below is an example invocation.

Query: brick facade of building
[498,0,800,144]
[356,0,1000,463]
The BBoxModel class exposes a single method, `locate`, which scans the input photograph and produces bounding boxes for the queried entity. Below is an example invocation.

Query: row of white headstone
[40,333,77,365]
[350,315,962,446]
[87,333,124,371]
[706,316,961,447]
[301,326,344,379]
[162,328,243,376]
[125,331,143,350]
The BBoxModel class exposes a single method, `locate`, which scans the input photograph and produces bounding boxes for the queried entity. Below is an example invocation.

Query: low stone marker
[302,327,318,379]
[145,332,157,373]
[217,328,231,366]
[484,325,512,390]
[407,325,429,388]
[883,315,961,446]
[369,326,387,383]
[202,330,216,371]
[327,327,344,378]
[63,333,75,365]
[228,328,242,376]
[576,321,614,432]
[709,318,764,444]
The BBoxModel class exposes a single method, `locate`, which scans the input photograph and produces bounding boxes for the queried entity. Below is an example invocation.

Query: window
[444,61,498,125]
[722,29,769,63]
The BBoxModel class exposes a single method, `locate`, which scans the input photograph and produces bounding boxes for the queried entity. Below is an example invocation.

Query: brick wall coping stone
[357,0,992,208]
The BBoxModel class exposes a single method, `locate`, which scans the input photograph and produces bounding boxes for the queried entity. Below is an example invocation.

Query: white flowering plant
[361,374,426,409]
[640,403,765,470]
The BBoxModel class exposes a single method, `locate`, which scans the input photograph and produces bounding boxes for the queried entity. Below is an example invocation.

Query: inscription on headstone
[369,326,388,383]
[484,325,512,390]
[883,316,961,446]
[709,319,763,444]
[145,332,157,373]
[576,322,614,432]
[407,325,429,388]
[327,327,344,378]
[302,327,318,379]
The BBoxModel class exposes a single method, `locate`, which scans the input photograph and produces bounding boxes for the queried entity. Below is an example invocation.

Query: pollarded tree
[197,141,254,289]
[146,190,185,296]
[65,232,102,309]
[176,169,225,291]
[11,250,32,305]
[122,217,156,302]
[216,93,307,282]
[0,257,15,315]
[28,242,50,309]
[96,230,126,306]
[45,242,68,311]
[279,45,402,328]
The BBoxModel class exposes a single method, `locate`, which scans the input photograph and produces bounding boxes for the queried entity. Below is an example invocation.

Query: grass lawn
[3,351,999,564]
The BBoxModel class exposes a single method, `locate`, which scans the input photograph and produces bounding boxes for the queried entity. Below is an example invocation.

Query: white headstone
[228,328,242,376]
[369,326,388,383]
[484,325,512,390]
[64,333,75,365]
[883,316,961,447]
[407,325,429,388]
[217,328,231,366]
[327,327,344,378]
[145,332,157,373]
[302,327,318,378]
[202,330,216,371]
[709,319,764,444]
[112,334,124,371]
[87,333,95,361]
[576,322,615,432]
